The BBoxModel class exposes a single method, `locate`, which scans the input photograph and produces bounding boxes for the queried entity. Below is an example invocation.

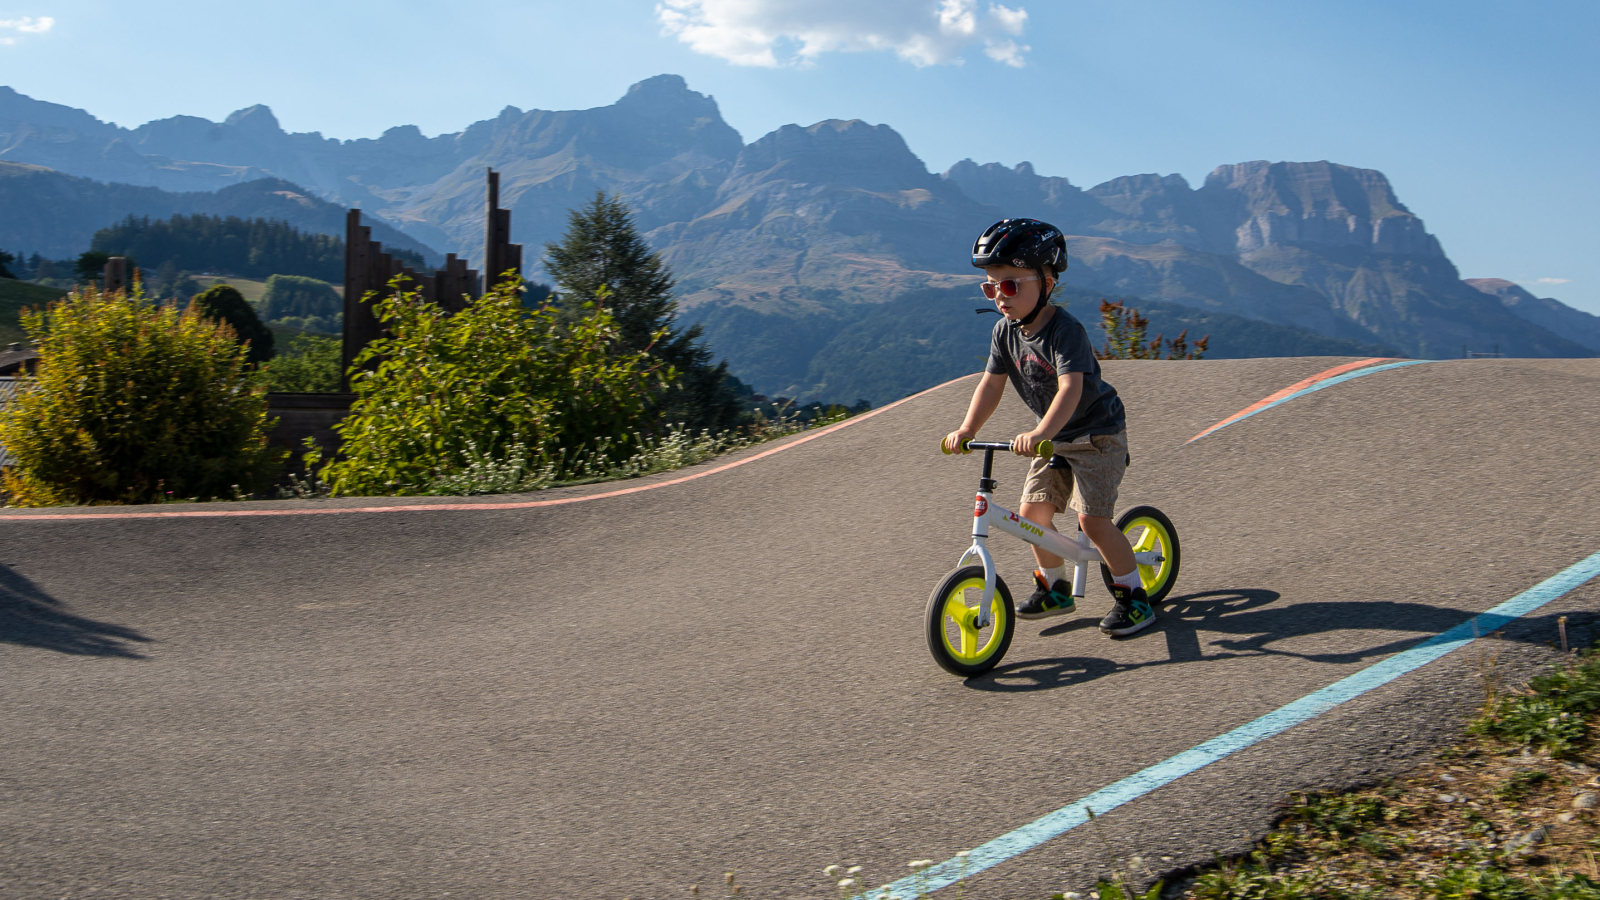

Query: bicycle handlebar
[941,438,1054,458]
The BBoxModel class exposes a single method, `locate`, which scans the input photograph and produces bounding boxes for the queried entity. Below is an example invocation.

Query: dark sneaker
[1099,584,1156,636]
[1017,571,1077,620]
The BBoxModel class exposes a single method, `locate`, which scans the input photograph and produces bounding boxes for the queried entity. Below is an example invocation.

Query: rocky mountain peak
[944,158,1081,218]
[1464,277,1536,305]
[730,119,935,193]
[379,124,428,145]
[223,104,283,136]
[0,85,116,135]
[1202,160,1442,256]
[613,74,725,124]
[623,74,691,101]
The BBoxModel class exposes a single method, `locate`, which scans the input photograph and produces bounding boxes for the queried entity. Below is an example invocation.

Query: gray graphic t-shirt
[986,306,1126,442]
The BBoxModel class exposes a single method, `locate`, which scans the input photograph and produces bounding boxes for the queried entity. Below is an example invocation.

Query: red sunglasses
[981,274,1041,300]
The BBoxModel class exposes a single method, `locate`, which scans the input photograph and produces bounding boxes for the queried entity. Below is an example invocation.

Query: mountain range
[4,75,1596,402]
[0,161,434,263]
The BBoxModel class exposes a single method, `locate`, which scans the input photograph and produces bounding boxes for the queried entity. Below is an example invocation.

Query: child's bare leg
[1079,512,1136,577]
[1020,501,1064,569]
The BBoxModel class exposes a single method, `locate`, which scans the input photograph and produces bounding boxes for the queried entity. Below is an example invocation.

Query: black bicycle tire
[1098,505,1181,605]
[925,565,1015,677]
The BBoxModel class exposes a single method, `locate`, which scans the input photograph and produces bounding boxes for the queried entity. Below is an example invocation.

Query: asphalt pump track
[3,356,1599,899]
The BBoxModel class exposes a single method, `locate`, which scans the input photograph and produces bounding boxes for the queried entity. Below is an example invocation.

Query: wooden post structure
[103,257,128,295]
[341,210,378,390]
[341,169,521,389]
[481,168,522,295]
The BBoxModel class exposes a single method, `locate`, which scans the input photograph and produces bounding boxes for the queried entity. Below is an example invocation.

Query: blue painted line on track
[1189,359,1435,443]
[880,550,1600,898]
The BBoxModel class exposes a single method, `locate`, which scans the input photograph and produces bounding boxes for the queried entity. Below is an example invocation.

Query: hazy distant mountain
[0,161,435,262]
[944,158,1585,359]
[654,118,997,306]
[1464,278,1600,353]
[2,75,1594,400]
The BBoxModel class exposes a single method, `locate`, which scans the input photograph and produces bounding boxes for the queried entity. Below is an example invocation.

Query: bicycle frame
[955,443,1166,627]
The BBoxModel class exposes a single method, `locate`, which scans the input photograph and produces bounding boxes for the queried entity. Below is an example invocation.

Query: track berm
[3,356,1598,899]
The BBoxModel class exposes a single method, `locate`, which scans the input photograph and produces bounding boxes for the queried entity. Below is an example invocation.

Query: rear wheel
[925,566,1015,677]
[1099,505,1180,604]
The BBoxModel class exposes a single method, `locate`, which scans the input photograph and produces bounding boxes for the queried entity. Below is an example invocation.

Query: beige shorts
[1020,430,1129,519]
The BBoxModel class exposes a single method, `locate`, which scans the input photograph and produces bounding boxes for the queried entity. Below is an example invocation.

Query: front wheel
[925,566,1015,677]
[1100,505,1181,605]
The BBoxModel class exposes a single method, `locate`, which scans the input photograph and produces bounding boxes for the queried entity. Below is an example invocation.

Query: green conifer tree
[544,192,745,432]
[189,283,275,365]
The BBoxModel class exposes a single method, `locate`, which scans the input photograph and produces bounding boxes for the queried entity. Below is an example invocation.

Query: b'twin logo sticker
[974,496,988,517]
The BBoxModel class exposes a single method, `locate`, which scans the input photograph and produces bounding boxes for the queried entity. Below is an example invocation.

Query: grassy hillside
[0,278,67,344]
[193,276,270,304]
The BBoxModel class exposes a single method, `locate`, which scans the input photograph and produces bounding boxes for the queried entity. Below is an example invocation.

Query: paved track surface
[4,357,1599,900]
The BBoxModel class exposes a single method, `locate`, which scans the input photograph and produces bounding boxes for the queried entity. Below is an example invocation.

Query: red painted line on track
[1185,357,1396,444]
[0,374,978,522]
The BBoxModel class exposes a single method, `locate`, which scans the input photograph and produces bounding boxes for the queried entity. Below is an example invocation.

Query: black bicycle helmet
[972,218,1067,327]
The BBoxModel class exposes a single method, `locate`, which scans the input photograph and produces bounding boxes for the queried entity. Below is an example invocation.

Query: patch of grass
[1164,641,1600,900]
[1473,651,1600,757]
[0,277,66,344]
[1285,793,1399,839]
[1190,854,1366,899]
[1498,770,1554,803]
[193,276,270,304]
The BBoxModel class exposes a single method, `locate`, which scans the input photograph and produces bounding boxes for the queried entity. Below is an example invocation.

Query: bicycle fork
[958,496,1097,628]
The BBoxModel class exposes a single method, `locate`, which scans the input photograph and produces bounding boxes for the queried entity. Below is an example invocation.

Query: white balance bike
[926,439,1181,676]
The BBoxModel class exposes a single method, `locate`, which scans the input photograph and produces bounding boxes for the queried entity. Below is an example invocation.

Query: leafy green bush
[262,334,342,393]
[0,284,283,506]
[190,283,274,365]
[321,278,664,496]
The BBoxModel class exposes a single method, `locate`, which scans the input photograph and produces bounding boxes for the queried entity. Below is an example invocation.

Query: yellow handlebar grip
[1036,439,1054,458]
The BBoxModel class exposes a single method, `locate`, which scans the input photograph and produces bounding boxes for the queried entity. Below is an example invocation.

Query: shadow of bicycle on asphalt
[965,586,1553,692]
[0,564,152,658]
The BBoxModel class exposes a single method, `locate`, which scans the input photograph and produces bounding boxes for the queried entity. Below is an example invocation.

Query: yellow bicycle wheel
[925,565,1015,676]
[1099,505,1180,604]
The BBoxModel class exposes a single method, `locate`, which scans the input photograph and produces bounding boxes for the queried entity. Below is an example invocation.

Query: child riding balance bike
[932,219,1180,676]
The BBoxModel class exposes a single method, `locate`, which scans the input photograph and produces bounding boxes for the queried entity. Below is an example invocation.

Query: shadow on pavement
[968,586,1555,692]
[0,565,152,658]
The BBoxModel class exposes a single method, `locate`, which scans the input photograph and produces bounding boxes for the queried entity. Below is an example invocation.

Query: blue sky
[3,0,1597,312]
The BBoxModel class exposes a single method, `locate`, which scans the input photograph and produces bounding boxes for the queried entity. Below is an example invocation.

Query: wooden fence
[341,168,522,388]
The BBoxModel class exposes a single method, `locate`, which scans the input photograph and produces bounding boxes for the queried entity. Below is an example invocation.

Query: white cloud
[1532,277,1571,285]
[984,38,1029,67]
[656,0,1031,68]
[0,15,54,46]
